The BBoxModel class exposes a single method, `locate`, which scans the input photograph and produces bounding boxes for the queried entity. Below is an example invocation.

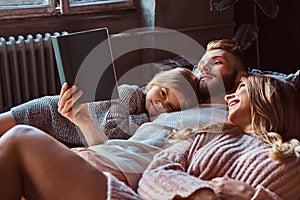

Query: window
[0,0,134,19]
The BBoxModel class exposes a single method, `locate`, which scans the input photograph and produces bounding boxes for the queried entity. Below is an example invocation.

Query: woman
[136,75,300,200]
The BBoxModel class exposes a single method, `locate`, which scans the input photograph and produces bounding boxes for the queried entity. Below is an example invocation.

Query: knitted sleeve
[11,95,88,147]
[138,135,213,200]
[88,84,149,139]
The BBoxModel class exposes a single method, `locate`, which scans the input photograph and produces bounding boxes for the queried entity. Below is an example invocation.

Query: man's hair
[146,68,199,109]
[206,39,247,71]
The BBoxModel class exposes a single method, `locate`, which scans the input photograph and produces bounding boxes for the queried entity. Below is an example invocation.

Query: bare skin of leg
[0,125,108,200]
[0,111,16,136]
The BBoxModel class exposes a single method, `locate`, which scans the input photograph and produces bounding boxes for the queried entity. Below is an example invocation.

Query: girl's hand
[58,83,91,126]
[58,83,108,145]
[209,177,255,200]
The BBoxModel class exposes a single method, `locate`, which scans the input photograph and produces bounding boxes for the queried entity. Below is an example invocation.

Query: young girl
[58,67,199,145]
[0,67,198,147]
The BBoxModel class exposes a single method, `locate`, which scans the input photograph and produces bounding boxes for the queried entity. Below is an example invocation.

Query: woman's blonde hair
[242,75,300,162]
[145,68,199,110]
[167,123,243,143]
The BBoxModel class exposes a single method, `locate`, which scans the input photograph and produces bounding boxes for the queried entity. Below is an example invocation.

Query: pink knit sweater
[137,132,300,200]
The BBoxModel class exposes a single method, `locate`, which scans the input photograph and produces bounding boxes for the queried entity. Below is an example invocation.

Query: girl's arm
[58,83,108,146]
[58,83,147,145]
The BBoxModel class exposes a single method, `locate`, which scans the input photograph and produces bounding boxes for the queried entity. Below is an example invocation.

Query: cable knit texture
[11,84,148,147]
[138,132,300,200]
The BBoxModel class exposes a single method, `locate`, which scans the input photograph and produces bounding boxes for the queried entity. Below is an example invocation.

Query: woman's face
[224,82,252,131]
[145,85,183,118]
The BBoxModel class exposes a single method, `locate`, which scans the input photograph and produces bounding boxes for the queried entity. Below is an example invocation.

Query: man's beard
[197,71,238,102]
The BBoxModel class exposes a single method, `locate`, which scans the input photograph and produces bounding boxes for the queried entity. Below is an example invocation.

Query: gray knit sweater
[11,84,148,147]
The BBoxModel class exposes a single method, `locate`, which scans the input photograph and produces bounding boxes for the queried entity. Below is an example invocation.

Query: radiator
[0,32,67,112]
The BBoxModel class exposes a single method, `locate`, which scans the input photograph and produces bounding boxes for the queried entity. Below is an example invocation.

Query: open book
[51,27,119,103]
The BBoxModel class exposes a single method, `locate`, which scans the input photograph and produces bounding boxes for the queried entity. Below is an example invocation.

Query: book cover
[51,27,119,103]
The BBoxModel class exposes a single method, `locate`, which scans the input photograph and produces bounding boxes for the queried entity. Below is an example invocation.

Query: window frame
[0,0,57,19]
[61,0,134,14]
[0,0,135,19]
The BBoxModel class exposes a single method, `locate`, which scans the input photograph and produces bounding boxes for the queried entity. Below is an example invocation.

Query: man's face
[195,49,240,99]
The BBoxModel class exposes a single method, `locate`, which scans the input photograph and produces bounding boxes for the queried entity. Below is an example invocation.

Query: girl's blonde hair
[242,75,300,162]
[145,68,199,110]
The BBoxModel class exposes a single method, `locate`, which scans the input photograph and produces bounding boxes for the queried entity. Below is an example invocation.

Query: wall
[258,0,300,73]
[234,0,300,73]
[142,0,235,61]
